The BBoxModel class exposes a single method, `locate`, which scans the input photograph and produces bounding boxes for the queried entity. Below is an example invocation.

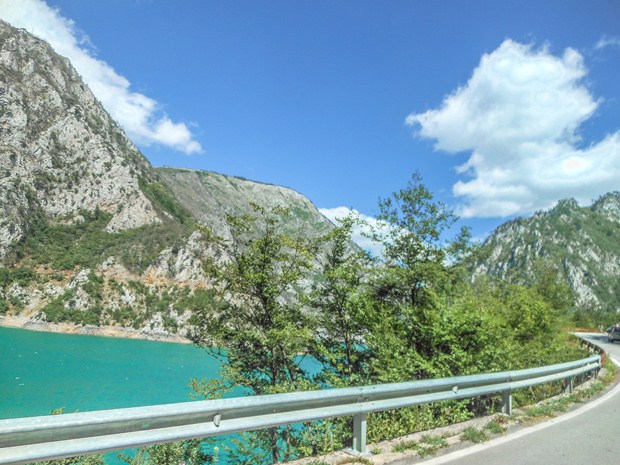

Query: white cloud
[0,0,203,154]
[406,39,620,218]
[596,35,620,50]
[319,207,388,257]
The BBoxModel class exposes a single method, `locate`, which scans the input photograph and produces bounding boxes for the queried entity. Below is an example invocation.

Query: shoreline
[0,315,192,344]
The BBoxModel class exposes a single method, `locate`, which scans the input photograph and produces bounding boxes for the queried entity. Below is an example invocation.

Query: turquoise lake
[0,326,224,420]
[0,326,322,463]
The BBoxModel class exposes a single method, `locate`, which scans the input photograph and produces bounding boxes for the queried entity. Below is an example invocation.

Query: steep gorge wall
[0,21,160,261]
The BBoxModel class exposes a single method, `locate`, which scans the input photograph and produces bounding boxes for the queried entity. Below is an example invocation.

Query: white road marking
[421,356,620,465]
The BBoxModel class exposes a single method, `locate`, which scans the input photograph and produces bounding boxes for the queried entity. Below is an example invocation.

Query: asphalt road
[422,333,620,465]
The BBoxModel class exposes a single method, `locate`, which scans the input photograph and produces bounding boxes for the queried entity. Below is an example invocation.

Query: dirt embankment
[0,315,191,344]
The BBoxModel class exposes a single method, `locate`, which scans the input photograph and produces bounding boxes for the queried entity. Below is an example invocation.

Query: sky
[1,0,619,251]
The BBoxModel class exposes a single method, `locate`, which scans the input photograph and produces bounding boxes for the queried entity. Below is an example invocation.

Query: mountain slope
[0,20,333,339]
[0,21,162,261]
[472,193,620,312]
[157,167,333,240]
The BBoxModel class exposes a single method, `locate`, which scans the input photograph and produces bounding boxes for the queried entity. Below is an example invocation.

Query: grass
[392,439,418,453]
[335,457,372,465]
[460,427,488,443]
[513,356,616,423]
[483,421,506,435]
[392,434,449,457]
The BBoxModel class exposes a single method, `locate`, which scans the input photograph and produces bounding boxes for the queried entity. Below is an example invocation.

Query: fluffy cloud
[407,40,620,218]
[0,0,202,154]
[319,207,388,257]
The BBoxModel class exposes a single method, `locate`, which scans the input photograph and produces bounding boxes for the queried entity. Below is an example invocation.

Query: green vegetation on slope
[8,209,189,273]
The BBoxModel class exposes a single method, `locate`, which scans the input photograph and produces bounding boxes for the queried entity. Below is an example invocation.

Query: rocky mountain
[0,21,160,260]
[156,167,333,241]
[0,20,332,340]
[472,193,620,312]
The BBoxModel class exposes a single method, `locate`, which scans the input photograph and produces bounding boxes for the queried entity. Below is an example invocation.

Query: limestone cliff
[472,193,620,312]
[0,21,160,261]
[0,20,333,339]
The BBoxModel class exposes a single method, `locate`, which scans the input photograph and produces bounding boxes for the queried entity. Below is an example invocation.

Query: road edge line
[420,356,620,465]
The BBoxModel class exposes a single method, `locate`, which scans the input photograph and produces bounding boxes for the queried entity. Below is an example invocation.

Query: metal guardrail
[0,355,600,465]
[578,333,607,365]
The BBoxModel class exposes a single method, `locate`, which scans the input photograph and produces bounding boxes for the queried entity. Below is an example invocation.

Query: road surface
[422,333,620,465]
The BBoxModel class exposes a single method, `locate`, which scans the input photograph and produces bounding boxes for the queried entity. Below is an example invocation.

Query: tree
[308,216,372,386]
[368,171,465,308]
[189,204,317,463]
[361,172,475,382]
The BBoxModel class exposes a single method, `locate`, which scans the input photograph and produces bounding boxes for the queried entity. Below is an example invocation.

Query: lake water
[0,326,224,419]
[0,326,322,463]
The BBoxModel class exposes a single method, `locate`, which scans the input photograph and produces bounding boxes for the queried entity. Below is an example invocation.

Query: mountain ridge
[0,20,333,339]
[472,191,620,314]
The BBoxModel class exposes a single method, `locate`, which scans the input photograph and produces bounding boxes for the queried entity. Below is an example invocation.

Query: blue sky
[1,0,620,246]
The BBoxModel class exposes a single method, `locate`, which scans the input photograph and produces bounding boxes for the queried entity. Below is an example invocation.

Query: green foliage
[368,403,470,443]
[308,216,372,385]
[334,458,372,465]
[81,272,104,302]
[10,208,190,274]
[191,203,317,394]
[0,266,37,314]
[190,203,320,462]
[368,171,467,308]
[483,421,506,434]
[32,455,105,465]
[0,266,36,288]
[460,426,488,443]
[41,289,102,326]
[174,288,218,314]
[184,173,592,463]
[117,440,213,465]
[392,434,448,457]
[139,177,194,226]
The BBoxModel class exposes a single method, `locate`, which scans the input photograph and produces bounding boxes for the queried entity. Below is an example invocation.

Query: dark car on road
[608,325,620,342]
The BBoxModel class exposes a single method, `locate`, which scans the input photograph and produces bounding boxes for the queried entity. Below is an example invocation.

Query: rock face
[0,21,333,338]
[0,21,160,260]
[157,167,333,241]
[472,193,620,312]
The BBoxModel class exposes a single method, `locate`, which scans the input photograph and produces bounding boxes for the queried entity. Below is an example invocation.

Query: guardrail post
[564,377,574,394]
[351,413,368,455]
[501,390,512,415]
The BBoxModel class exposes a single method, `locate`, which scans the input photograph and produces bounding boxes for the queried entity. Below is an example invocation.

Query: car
[608,325,620,343]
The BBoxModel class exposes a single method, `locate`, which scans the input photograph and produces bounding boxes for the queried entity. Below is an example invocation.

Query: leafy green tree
[189,204,318,463]
[368,171,465,308]
[358,173,476,381]
[308,216,372,386]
